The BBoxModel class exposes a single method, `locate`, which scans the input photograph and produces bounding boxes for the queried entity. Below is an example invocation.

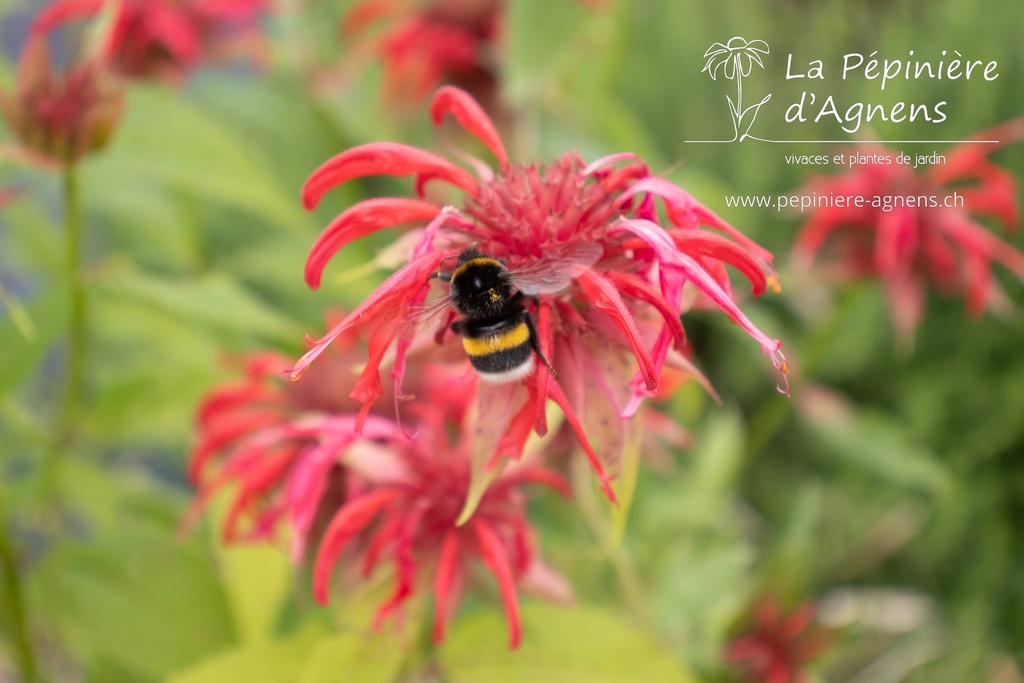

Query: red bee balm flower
[725,598,830,683]
[310,415,570,650]
[187,344,569,649]
[793,121,1024,339]
[31,0,266,81]
[295,87,787,502]
[341,0,501,103]
[0,34,123,167]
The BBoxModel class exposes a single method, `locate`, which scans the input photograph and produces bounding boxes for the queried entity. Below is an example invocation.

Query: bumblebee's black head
[449,248,514,318]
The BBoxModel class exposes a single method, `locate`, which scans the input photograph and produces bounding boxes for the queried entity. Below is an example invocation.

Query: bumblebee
[430,241,602,384]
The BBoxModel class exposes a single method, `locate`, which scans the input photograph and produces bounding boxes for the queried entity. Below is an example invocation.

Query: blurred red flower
[294,86,786,502]
[793,121,1024,340]
[187,333,570,649]
[0,33,123,168]
[341,0,501,105]
[725,597,830,683]
[31,0,266,82]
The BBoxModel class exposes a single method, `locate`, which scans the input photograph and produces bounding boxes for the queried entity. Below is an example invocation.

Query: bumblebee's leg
[522,308,558,380]
[450,318,469,336]
[431,270,453,282]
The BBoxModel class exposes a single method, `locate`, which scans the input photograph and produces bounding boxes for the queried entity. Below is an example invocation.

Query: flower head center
[463,154,622,263]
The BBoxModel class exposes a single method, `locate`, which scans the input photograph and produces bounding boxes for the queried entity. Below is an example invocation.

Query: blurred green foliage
[2,0,1023,681]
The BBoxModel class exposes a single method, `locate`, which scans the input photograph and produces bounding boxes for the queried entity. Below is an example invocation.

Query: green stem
[45,163,85,503]
[0,498,40,683]
[60,163,85,438]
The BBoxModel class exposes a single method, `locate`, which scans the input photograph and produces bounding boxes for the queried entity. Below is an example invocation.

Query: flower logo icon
[702,37,772,142]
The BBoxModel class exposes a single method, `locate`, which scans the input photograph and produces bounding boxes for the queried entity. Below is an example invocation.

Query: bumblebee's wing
[511,241,603,296]
[410,293,456,333]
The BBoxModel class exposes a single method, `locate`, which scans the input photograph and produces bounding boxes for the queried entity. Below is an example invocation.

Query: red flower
[793,121,1024,340]
[31,0,266,82]
[294,86,787,502]
[187,322,396,554]
[341,0,501,104]
[187,337,569,649]
[725,598,830,683]
[310,404,569,650]
[0,33,123,168]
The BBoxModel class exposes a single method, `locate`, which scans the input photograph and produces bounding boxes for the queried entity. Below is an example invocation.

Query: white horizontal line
[684,139,1000,144]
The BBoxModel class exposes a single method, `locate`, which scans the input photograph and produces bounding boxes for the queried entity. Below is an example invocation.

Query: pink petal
[189,407,284,483]
[489,385,539,469]
[195,383,283,427]
[147,4,203,64]
[349,309,402,428]
[494,467,572,499]
[473,520,522,650]
[222,447,298,542]
[372,513,419,628]
[669,231,770,296]
[430,86,507,167]
[305,198,441,289]
[582,152,640,176]
[302,143,478,210]
[619,177,776,264]
[602,270,686,348]
[361,512,401,578]
[287,434,359,561]
[576,268,657,391]
[546,381,617,504]
[312,487,403,605]
[615,219,788,394]
[290,250,450,381]
[532,300,554,436]
[432,530,461,644]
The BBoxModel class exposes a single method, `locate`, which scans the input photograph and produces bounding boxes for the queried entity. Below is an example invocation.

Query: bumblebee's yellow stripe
[462,322,529,357]
[452,257,501,280]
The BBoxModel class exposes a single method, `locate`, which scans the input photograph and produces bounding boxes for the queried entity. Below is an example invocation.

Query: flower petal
[546,380,617,504]
[430,86,508,167]
[189,407,284,483]
[290,250,450,381]
[312,487,403,605]
[602,270,686,347]
[616,219,788,394]
[432,530,461,644]
[302,143,478,210]
[619,177,776,265]
[305,198,441,289]
[576,268,657,391]
[473,519,522,650]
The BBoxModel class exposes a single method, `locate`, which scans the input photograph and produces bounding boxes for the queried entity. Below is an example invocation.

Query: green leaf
[165,630,323,683]
[0,285,63,394]
[214,535,294,645]
[504,0,615,108]
[31,492,236,681]
[608,420,642,547]
[298,631,405,683]
[441,603,697,683]
[800,402,953,496]
[82,86,313,233]
[93,261,303,346]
